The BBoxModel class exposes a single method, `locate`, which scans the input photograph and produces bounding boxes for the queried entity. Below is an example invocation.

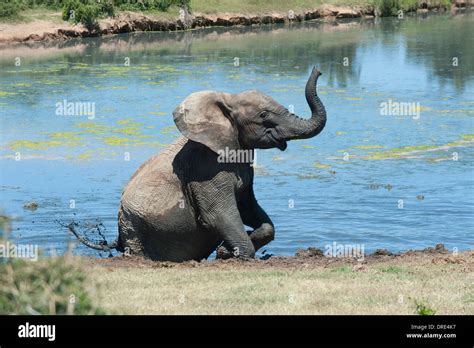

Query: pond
[0,12,473,257]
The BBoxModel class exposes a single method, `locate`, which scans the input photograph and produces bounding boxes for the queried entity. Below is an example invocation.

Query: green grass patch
[415,300,437,315]
[380,265,405,274]
[330,264,354,273]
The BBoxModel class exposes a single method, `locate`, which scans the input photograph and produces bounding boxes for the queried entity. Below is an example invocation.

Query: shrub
[0,256,105,314]
[62,0,114,31]
[0,0,191,20]
[114,0,191,12]
[1,212,104,315]
[371,0,430,17]
[75,3,101,30]
[62,0,79,21]
[372,0,401,16]
[0,1,23,19]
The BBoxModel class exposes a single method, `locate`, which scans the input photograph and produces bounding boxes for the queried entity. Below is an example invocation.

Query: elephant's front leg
[239,187,275,252]
[216,187,275,259]
[190,178,255,259]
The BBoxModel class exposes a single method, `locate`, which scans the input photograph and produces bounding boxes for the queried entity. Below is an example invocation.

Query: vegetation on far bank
[0,0,457,29]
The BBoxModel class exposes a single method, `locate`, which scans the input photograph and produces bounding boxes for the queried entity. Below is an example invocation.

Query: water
[1,13,473,257]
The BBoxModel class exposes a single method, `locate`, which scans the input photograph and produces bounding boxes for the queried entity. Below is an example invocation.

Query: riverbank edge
[0,1,470,45]
[84,244,473,314]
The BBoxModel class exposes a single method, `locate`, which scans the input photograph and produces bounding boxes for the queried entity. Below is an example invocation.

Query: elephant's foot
[216,245,234,260]
[215,244,257,260]
[248,223,274,251]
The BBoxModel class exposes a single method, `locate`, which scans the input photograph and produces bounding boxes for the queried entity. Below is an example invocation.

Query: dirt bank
[84,243,473,270]
[0,2,469,45]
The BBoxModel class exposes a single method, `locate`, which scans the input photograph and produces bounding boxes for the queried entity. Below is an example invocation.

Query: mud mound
[81,243,473,270]
[295,247,325,258]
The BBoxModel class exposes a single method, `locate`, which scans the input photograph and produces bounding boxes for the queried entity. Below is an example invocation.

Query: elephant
[70,67,327,262]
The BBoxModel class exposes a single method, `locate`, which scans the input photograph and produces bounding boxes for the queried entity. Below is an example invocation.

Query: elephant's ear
[173,91,240,154]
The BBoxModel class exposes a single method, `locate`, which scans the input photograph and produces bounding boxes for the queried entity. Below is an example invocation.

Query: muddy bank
[89,244,473,314]
[83,243,474,270]
[0,2,470,45]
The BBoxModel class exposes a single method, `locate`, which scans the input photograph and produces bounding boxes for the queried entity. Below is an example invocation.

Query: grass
[0,0,456,23]
[190,0,451,15]
[1,221,472,315]
[152,0,455,16]
[12,8,65,23]
[380,265,405,274]
[190,0,355,14]
[90,254,474,314]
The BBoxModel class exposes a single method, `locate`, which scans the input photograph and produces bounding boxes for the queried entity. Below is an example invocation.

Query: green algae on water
[8,140,63,150]
[352,145,385,150]
[363,134,474,160]
[313,161,332,169]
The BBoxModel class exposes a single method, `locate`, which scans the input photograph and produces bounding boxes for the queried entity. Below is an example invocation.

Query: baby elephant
[72,67,326,261]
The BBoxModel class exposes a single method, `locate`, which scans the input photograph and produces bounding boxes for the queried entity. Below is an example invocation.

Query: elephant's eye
[259,111,270,119]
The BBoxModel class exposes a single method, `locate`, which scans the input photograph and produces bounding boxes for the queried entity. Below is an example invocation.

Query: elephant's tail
[66,221,118,251]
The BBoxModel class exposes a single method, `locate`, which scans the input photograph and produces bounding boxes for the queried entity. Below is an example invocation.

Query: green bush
[75,3,101,29]
[0,1,23,19]
[372,0,401,16]
[371,0,437,17]
[0,0,191,20]
[62,0,78,21]
[0,256,105,314]
[60,0,190,29]
[114,0,191,12]
[62,0,114,30]
[1,211,104,315]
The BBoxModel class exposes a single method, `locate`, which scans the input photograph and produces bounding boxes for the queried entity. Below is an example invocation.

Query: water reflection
[1,13,473,94]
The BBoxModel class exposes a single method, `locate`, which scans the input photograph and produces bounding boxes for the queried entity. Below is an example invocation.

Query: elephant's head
[173,67,326,154]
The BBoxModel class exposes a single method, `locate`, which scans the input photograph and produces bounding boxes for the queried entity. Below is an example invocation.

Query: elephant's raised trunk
[279,67,327,140]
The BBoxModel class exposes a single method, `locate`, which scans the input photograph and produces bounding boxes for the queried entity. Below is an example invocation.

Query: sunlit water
[1,13,473,257]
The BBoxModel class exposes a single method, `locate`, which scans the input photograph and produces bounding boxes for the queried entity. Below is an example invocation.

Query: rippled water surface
[1,13,473,257]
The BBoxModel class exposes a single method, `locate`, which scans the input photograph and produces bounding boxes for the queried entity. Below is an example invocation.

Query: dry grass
[189,0,451,15]
[6,0,454,24]
[91,252,474,315]
[190,0,357,14]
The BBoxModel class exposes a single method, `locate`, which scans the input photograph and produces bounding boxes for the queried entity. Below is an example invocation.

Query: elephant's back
[118,136,219,261]
[121,136,188,217]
